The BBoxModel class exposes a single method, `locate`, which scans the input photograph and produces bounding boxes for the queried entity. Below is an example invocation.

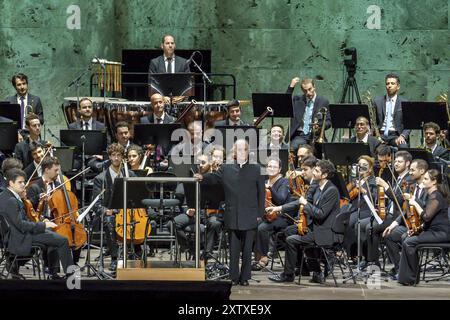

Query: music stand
[168,155,195,177]
[257,148,289,175]
[400,148,440,170]
[328,104,370,142]
[60,130,107,155]
[213,125,260,157]
[149,73,195,113]
[0,103,21,128]
[134,123,182,158]
[322,143,371,166]
[402,101,449,131]
[0,122,19,152]
[329,170,350,200]
[52,146,75,173]
[252,93,294,127]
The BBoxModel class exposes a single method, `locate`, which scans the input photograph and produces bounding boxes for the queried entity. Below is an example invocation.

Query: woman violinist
[127,144,153,175]
[396,170,450,285]
[253,157,292,271]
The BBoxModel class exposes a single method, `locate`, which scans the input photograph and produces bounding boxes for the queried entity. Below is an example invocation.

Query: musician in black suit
[268,160,340,283]
[348,116,381,157]
[397,170,450,285]
[423,122,449,161]
[5,73,44,126]
[0,169,73,279]
[23,142,45,181]
[0,158,23,194]
[374,144,395,185]
[195,139,265,286]
[285,77,331,152]
[13,114,44,168]
[214,99,249,127]
[383,159,429,279]
[68,98,106,130]
[148,35,190,79]
[372,73,409,148]
[140,93,175,124]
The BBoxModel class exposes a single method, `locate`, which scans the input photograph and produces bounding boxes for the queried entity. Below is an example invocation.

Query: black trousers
[344,209,372,258]
[105,215,119,260]
[284,232,320,276]
[366,216,392,262]
[398,229,450,284]
[255,218,289,257]
[205,214,223,254]
[384,225,407,273]
[174,213,205,251]
[382,133,408,149]
[229,229,256,282]
[31,229,74,274]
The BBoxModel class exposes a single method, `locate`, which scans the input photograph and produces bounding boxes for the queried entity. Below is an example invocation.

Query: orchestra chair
[141,172,180,267]
[269,231,285,270]
[298,210,356,287]
[414,243,450,286]
[0,214,45,280]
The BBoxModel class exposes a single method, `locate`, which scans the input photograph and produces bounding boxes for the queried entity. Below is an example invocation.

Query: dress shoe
[231,280,240,286]
[48,273,64,280]
[390,273,399,281]
[240,280,249,286]
[268,273,294,283]
[294,268,310,276]
[388,267,397,277]
[109,260,117,271]
[309,272,325,284]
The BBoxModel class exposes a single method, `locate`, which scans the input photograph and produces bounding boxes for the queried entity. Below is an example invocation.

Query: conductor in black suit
[285,77,331,152]
[148,35,190,76]
[214,100,249,127]
[5,73,44,127]
[372,73,409,148]
[195,139,265,286]
[68,98,106,130]
[348,116,381,157]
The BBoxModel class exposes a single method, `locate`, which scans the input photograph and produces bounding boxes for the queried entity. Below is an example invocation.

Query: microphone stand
[80,134,87,209]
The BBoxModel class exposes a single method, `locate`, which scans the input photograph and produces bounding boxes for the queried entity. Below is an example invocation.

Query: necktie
[303,100,314,134]
[315,188,322,205]
[157,118,162,124]
[166,57,172,73]
[20,96,25,127]
[84,121,89,130]
[414,187,421,199]
[384,99,393,136]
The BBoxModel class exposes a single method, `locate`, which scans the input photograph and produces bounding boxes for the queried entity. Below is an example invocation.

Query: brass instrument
[363,89,384,143]
[437,93,449,148]
[253,106,273,126]
[316,107,328,144]
[175,99,197,123]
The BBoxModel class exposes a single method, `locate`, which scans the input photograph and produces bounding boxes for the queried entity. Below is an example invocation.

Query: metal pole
[195,179,200,268]
[123,178,128,267]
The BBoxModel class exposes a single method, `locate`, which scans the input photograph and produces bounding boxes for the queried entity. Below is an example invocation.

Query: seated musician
[285,77,330,152]
[140,93,175,124]
[253,157,293,271]
[266,124,289,150]
[372,73,409,148]
[348,116,381,157]
[126,144,153,175]
[68,97,105,130]
[170,121,209,159]
[92,143,136,272]
[14,113,45,168]
[374,144,395,184]
[214,100,249,127]
[343,155,378,262]
[396,170,450,285]
[1,158,23,193]
[382,159,429,279]
[423,122,449,161]
[365,151,413,269]
[23,142,44,181]
[268,160,340,283]
[0,168,73,280]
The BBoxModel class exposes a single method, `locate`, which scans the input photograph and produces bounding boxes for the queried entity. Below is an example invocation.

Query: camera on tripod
[343,47,357,76]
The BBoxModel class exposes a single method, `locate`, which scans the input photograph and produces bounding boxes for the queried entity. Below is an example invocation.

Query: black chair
[414,243,450,286]
[0,214,45,280]
[269,231,285,270]
[298,210,356,287]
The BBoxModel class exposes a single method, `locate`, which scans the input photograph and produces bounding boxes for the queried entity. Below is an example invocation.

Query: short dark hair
[127,144,143,158]
[107,143,125,156]
[11,73,28,87]
[1,158,23,173]
[225,99,240,110]
[41,156,60,172]
[30,142,44,153]
[25,113,40,127]
[300,155,317,168]
[297,144,314,155]
[115,121,130,132]
[6,168,26,184]
[271,124,285,135]
[385,73,400,84]
[411,159,428,172]
[376,144,391,157]
[79,97,93,107]
[161,34,174,43]
[395,150,412,163]
[423,122,440,133]
[316,159,335,179]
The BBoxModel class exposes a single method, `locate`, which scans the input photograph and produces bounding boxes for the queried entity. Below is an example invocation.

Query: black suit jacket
[14,138,45,169]
[348,136,381,157]
[372,95,409,138]
[5,93,44,124]
[26,178,61,216]
[202,163,265,230]
[214,119,249,127]
[68,119,106,130]
[433,145,449,161]
[140,112,175,124]
[285,86,331,141]
[148,55,191,74]
[0,189,46,256]
[23,162,39,181]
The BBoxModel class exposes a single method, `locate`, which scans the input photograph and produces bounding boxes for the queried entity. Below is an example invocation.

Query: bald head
[151,93,165,117]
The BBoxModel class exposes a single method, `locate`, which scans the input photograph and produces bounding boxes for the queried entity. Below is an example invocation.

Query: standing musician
[344,155,378,263]
[23,142,45,181]
[423,122,449,160]
[195,139,265,286]
[14,113,45,168]
[367,151,412,268]
[383,159,429,279]
[214,100,249,127]
[268,160,340,284]
[0,169,73,280]
[285,77,331,152]
[397,170,450,285]
[348,116,381,157]
[253,157,292,271]
[148,34,190,75]
[372,73,409,148]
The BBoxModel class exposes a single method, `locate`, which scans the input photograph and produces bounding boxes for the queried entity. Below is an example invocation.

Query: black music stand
[322,143,371,166]
[0,103,21,128]
[52,146,75,173]
[258,148,289,175]
[329,170,350,200]
[168,155,195,177]
[0,122,19,153]
[400,148,440,170]
[328,104,370,142]
[60,130,107,155]
[252,93,293,127]
[214,125,260,157]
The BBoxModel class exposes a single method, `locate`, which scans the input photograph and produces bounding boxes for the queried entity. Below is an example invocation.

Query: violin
[402,182,423,235]
[115,160,151,244]
[296,204,308,236]
[346,180,360,201]
[22,194,45,223]
[377,186,386,221]
[264,188,279,222]
[287,152,305,196]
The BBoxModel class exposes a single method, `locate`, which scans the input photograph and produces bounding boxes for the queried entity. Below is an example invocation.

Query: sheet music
[363,194,383,224]
[77,189,105,223]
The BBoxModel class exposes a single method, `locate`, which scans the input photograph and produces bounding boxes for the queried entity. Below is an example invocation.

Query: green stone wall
[0,0,448,144]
